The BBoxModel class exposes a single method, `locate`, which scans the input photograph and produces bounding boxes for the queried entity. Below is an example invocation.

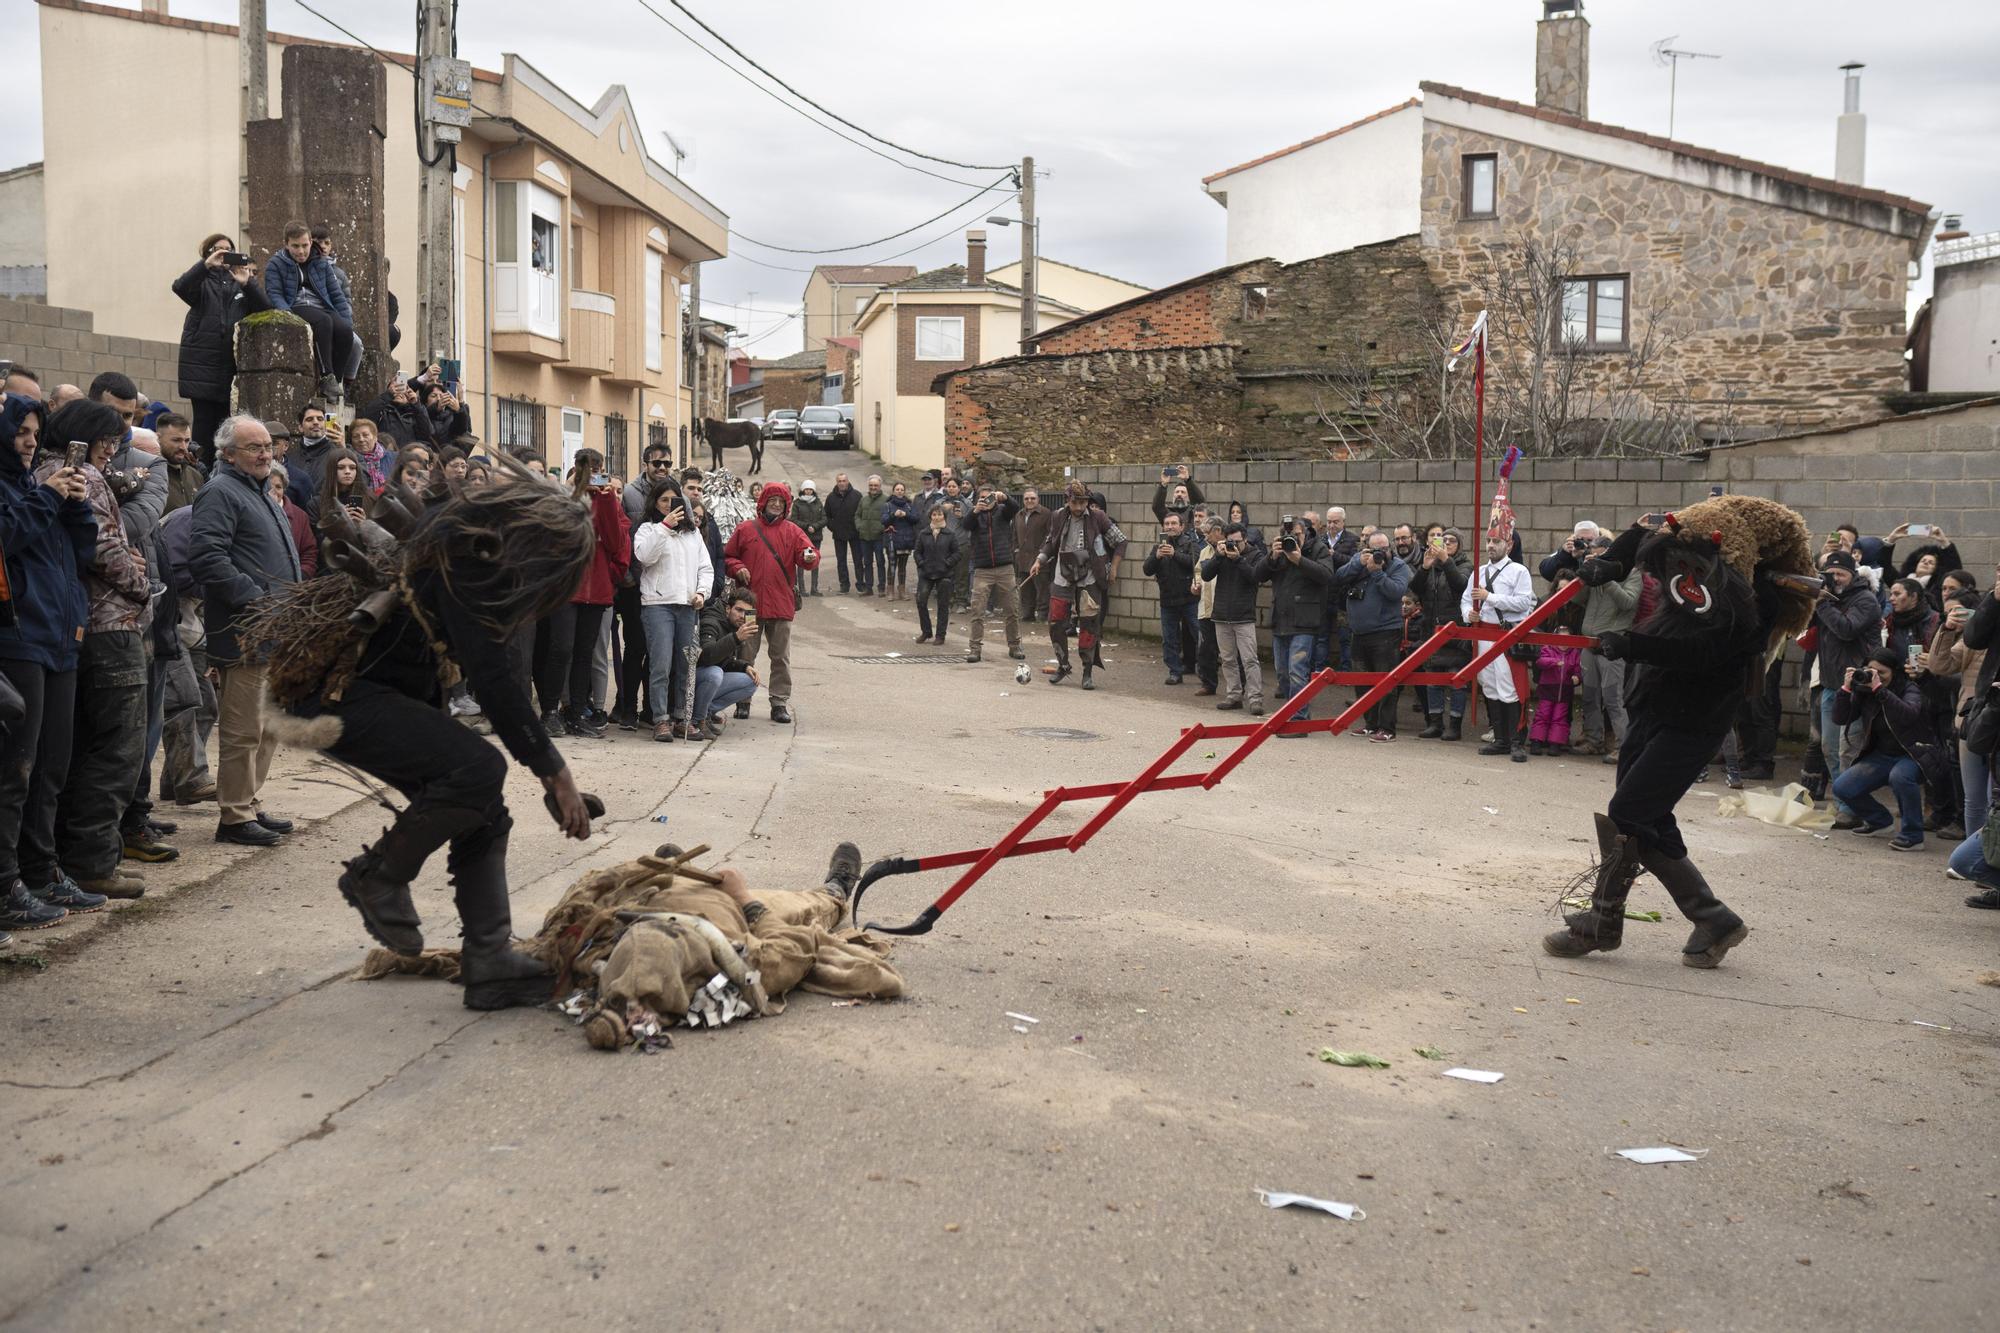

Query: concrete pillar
[233,311,319,428]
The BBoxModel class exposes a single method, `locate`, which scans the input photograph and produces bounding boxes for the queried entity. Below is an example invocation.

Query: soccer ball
[1014,662,1032,685]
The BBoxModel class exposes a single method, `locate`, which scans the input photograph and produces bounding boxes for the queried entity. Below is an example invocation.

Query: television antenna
[1650,37,1721,138]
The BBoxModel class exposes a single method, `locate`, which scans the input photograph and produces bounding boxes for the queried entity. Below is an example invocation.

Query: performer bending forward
[268,475,598,1009]
[1544,498,1813,968]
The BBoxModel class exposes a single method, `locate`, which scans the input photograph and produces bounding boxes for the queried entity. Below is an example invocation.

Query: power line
[655,0,1011,173]
[726,192,1022,277]
[628,0,993,188]
[729,174,1014,255]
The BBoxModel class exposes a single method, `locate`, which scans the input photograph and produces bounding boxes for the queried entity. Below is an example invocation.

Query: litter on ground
[1441,1068,1504,1084]
[1254,1189,1365,1222]
[1613,1147,1706,1165]
[1317,1049,1391,1068]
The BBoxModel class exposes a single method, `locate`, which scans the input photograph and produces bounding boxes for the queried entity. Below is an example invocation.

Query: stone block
[77,332,110,356]
[1936,420,1999,452]
[1344,462,1381,483]
[58,307,92,331]
[1773,479,1830,509]
[1247,461,1279,482]
[1592,481,1638,508]
[1746,455,1805,481]
[1309,461,1344,483]
[1418,461,1456,482]
[1506,481,1550,507]
[1379,461,1417,482]
[1550,481,1595,505]
[1906,453,1965,481]
[1845,454,1908,479]
[1878,480,1933,507]
[1933,480,1992,510]
[23,303,60,327]
[1530,458,1574,482]
[1616,460,1664,481]
[1658,458,1703,484]
[1574,459,1618,480]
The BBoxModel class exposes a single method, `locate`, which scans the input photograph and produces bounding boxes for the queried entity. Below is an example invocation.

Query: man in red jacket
[722,481,817,724]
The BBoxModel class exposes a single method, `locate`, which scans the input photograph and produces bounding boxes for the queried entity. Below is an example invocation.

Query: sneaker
[966,648,982,664]
[38,872,107,915]
[1939,823,1967,841]
[1,878,67,931]
[1946,864,1968,882]
[540,709,571,737]
[1248,702,1264,717]
[1831,812,1864,831]
[216,819,283,847]
[611,709,639,732]
[565,711,606,740]
[1965,888,2000,909]
[703,714,727,740]
[654,721,676,743]
[1726,770,1745,790]
[1851,820,1892,837]
[1369,731,1396,743]
[1164,675,1183,686]
[147,817,179,837]
[1600,750,1618,765]
[1888,835,1923,851]
[1216,699,1243,711]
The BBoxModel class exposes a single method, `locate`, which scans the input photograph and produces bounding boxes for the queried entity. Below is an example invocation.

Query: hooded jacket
[0,395,96,670]
[722,482,817,622]
[262,246,353,319]
[173,260,271,403]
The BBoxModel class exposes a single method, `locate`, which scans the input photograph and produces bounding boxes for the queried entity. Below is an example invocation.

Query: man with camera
[1829,647,1935,851]
[1151,464,1204,525]
[1199,519,1265,714]
[1260,514,1335,730]
[1812,550,1884,827]
[961,482,1024,663]
[1143,510,1201,685]
[1333,531,1414,739]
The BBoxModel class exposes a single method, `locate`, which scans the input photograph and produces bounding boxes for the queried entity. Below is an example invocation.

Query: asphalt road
[4,435,1997,1330]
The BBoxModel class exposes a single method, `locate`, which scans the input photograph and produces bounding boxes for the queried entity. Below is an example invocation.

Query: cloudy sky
[5,0,1993,356]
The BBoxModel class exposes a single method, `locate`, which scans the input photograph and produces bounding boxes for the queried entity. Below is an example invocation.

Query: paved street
[3,437,1996,1331]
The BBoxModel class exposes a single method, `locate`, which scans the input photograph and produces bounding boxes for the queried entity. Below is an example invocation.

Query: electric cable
[723,192,1021,276]
[728,174,1014,255]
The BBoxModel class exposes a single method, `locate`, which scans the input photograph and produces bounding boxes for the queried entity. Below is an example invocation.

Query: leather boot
[1419,712,1444,739]
[1477,701,1515,756]
[1443,712,1463,741]
[450,823,554,1011]
[1543,813,1642,957]
[337,805,484,956]
[824,841,861,901]
[1048,639,1071,686]
[1638,847,1748,968]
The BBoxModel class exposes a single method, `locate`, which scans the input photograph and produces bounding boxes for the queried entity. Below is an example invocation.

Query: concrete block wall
[1076,399,1999,738]
[0,297,188,414]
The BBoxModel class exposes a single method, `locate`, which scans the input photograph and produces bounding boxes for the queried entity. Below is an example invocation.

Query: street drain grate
[1011,727,1102,741]
[838,654,968,665]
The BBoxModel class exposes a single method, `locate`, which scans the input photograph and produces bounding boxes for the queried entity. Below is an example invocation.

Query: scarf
[358,443,390,494]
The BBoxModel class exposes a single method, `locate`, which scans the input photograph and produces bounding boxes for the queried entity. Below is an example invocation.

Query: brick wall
[0,297,188,414]
[1077,400,1999,736]
[1035,277,1235,355]
[825,339,858,402]
[942,345,1242,478]
[898,303,981,396]
[758,366,818,414]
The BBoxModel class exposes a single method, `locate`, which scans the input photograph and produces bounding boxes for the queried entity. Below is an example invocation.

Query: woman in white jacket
[632,477,715,741]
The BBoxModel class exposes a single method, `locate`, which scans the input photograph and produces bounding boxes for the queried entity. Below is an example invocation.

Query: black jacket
[1260,531,1336,635]
[961,493,1021,569]
[173,261,270,403]
[361,391,435,449]
[1408,552,1473,668]
[1142,530,1199,608]
[1151,478,1205,523]
[823,485,862,540]
[696,600,754,671]
[187,463,302,665]
[914,528,960,580]
[1832,673,1936,755]
[1813,583,1884,685]
[1200,543,1265,623]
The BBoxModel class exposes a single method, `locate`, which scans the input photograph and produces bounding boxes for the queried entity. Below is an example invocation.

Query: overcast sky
[5,0,1993,357]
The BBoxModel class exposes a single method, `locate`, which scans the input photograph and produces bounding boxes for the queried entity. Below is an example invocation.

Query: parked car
[836,402,857,442]
[795,405,851,449]
[763,409,800,441]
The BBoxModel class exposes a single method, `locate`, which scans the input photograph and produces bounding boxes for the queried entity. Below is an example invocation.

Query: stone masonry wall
[942,345,1241,481]
[1421,120,1916,431]
[1077,400,1999,736]
[0,297,188,416]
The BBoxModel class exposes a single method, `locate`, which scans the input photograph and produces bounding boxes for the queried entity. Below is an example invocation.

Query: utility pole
[687,260,703,462]
[1018,155,1037,350]
[416,0,470,370]
[239,0,267,242]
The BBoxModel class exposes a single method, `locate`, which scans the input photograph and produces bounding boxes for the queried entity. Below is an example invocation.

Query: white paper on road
[1255,1189,1365,1221]
[1441,1067,1504,1084]
[1613,1147,1706,1165]
[1005,1012,1041,1024]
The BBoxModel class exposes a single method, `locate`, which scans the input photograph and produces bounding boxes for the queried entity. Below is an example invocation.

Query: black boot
[1419,712,1444,739]
[824,840,861,900]
[1081,664,1095,690]
[1543,813,1642,957]
[1510,710,1529,763]
[337,805,484,956]
[450,820,553,1011]
[1477,700,1515,756]
[1048,640,1071,686]
[1442,712,1463,742]
[1639,848,1748,968]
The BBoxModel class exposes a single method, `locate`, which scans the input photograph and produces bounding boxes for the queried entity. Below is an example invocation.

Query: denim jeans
[1159,602,1199,676]
[640,603,700,723]
[1949,829,2000,889]
[1422,684,1470,718]
[1818,687,1861,815]
[1831,751,1924,840]
[1273,632,1316,719]
[692,664,757,721]
[1962,742,1992,834]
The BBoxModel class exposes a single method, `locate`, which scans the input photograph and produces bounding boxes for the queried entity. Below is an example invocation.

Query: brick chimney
[141,0,169,14]
[1535,0,1589,119]
[966,229,987,286]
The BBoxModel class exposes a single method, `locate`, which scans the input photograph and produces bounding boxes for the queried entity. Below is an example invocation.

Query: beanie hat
[1823,550,1857,574]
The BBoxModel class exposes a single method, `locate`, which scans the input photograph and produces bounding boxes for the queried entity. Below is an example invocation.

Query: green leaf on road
[1316,1048,1391,1068]
[1413,1045,1447,1061]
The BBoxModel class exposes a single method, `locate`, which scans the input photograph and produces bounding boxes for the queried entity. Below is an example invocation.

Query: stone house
[940,3,1937,481]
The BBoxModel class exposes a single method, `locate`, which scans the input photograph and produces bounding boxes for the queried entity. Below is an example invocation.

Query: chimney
[1535,0,1590,119]
[1835,62,1866,186]
[965,229,987,286]
[1936,213,1968,242]
[141,0,168,13]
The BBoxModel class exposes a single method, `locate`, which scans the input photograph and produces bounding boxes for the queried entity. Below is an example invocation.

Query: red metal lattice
[854,576,1591,935]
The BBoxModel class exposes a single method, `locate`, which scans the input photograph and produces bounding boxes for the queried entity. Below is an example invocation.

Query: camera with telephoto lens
[1281,533,1298,553]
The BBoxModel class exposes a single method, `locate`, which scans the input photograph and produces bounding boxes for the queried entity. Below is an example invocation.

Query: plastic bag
[1715,781,1834,831]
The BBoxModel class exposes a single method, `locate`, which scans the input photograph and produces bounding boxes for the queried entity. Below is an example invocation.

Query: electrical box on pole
[422,54,473,143]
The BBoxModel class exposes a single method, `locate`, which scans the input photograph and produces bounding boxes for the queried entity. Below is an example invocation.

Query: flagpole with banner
[1448,311,1489,592]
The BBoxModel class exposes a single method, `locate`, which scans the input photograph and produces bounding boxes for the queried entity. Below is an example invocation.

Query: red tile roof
[1203,99,1420,186]
[1420,81,1931,216]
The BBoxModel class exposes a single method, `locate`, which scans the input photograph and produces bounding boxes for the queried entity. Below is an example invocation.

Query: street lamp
[986,214,1038,348]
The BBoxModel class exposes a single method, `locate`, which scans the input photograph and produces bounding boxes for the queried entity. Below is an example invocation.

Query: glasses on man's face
[648,458,670,469]
[238,445,275,458]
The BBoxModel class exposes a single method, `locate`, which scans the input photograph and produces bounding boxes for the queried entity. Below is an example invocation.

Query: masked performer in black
[252,470,598,1009]
[1542,496,1815,968]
